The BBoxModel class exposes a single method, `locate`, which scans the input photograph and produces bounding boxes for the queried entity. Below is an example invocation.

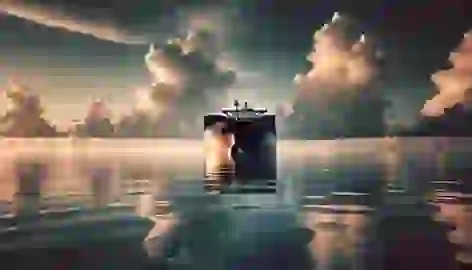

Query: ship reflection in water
[0,139,471,270]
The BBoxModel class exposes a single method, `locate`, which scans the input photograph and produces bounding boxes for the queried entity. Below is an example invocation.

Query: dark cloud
[0,1,240,45]
[145,30,236,117]
[0,1,149,44]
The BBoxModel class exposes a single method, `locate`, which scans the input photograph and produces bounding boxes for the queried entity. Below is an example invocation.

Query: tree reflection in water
[433,188,472,267]
[372,202,457,270]
[303,205,374,270]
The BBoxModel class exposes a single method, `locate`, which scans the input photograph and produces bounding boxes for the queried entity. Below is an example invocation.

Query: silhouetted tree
[79,100,114,138]
[370,202,457,270]
[115,111,155,138]
[0,79,56,137]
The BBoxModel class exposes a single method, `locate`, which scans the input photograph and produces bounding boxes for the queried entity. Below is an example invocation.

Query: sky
[0,0,471,128]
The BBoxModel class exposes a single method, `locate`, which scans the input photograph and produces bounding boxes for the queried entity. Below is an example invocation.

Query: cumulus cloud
[144,30,236,114]
[0,1,147,44]
[110,28,237,138]
[294,12,382,101]
[279,12,385,138]
[176,6,243,50]
[421,31,472,117]
[133,87,156,113]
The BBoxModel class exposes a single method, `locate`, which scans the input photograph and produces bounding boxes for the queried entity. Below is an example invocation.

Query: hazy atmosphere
[1,0,471,131]
[1,1,472,269]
